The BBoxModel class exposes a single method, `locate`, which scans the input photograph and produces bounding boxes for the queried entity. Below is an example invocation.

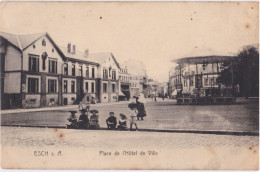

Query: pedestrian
[78,101,83,111]
[89,109,100,128]
[78,109,89,129]
[106,112,117,129]
[117,113,127,130]
[128,103,138,131]
[136,92,147,120]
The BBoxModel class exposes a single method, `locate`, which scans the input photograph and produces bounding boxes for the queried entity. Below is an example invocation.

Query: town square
[0,1,259,170]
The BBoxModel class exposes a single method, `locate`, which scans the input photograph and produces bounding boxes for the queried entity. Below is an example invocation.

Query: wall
[62,94,77,105]
[5,46,21,71]
[4,72,21,93]
[23,94,41,108]
[23,35,64,74]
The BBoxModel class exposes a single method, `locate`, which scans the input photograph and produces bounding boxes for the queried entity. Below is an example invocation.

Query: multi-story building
[168,49,238,104]
[0,32,120,109]
[122,59,148,98]
[0,32,67,109]
[119,66,131,100]
[87,52,120,103]
[59,45,99,105]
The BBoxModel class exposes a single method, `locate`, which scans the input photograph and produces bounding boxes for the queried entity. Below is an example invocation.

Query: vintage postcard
[0,1,259,170]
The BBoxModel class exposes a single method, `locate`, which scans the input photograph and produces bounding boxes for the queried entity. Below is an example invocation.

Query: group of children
[106,102,139,130]
[67,107,100,129]
[67,102,140,131]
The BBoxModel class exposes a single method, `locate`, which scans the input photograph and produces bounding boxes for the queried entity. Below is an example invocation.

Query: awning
[119,89,126,96]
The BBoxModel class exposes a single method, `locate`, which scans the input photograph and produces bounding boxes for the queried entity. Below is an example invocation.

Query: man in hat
[106,112,117,129]
[78,109,89,129]
[89,109,100,128]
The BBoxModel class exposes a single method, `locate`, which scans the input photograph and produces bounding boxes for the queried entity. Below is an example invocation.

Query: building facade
[119,66,131,100]
[0,32,120,109]
[169,56,237,99]
[122,59,148,98]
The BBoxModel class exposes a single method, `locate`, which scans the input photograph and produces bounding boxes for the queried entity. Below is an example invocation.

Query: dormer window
[42,39,46,46]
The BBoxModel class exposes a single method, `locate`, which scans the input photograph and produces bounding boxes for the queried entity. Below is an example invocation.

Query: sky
[0,1,258,82]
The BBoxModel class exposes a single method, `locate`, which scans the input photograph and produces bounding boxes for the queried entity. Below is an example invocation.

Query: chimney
[67,42,71,53]
[84,49,89,58]
[72,45,76,54]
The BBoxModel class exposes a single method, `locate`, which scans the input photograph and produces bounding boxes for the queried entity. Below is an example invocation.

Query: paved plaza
[1,98,259,133]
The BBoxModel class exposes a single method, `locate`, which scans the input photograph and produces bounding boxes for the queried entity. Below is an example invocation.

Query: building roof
[122,59,147,76]
[59,47,99,65]
[87,52,120,69]
[172,47,236,65]
[0,31,46,51]
[0,31,66,60]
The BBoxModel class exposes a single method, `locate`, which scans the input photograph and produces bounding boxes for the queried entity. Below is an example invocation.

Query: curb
[1,125,258,136]
[0,101,130,115]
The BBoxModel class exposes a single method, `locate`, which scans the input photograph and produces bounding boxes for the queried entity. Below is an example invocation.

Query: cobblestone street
[1,126,259,169]
[1,126,259,149]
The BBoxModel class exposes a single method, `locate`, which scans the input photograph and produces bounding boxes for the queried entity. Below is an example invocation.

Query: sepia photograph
[0,1,259,170]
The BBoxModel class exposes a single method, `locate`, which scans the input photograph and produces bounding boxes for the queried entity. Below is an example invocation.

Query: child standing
[128,103,138,131]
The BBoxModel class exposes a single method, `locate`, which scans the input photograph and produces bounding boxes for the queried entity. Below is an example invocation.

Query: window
[64,64,68,75]
[112,71,116,80]
[103,69,108,79]
[49,59,57,73]
[103,83,107,93]
[204,78,209,86]
[29,55,39,72]
[85,82,88,92]
[79,65,83,76]
[48,79,57,93]
[71,81,75,93]
[72,64,75,76]
[28,78,39,93]
[91,82,95,93]
[112,84,116,93]
[42,39,46,46]
[86,66,89,78]
[64,80,68,93]
[92,67,95,78]
[190,78,194,86]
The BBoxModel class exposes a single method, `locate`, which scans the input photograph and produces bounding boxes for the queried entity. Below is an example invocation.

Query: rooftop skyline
[0,2,258,82]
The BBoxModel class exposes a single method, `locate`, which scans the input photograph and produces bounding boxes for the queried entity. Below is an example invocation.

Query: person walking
[136,92,147,120]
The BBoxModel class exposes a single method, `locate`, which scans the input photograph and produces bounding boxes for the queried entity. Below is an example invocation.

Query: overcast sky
[0,2,258,82]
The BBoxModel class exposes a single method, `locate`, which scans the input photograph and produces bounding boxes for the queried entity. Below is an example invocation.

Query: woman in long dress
[136,93,147,120]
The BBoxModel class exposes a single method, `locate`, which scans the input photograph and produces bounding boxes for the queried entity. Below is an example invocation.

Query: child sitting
[117,113,127,130]
[128,103,138,131]
[106,112,117,129]
[67,111,78,128]
[78,109,89,129]
[89,109,100,128]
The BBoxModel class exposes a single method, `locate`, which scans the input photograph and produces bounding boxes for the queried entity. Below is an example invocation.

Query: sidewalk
[0,101,131,115]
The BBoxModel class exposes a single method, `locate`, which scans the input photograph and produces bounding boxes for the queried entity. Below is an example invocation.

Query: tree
[217,47,259,98]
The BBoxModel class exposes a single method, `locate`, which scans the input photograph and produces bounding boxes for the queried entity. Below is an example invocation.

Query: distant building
[0,32,120,109]
[122,59,148,98]
[119,66,131,100]
[169,47,237,102]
